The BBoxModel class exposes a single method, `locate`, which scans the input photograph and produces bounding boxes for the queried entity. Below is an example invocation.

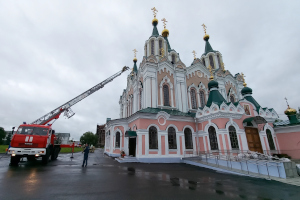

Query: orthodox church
[104,9,299,162]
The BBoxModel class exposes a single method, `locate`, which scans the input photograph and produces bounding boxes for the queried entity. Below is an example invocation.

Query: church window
[115,132,120,148]
[172,54,176,63]
[139,89,142,110]
[151,40,155,55]
[184,128,193,149]
[208,126,218,150]
[230,95,235,103]
[217,54,222,68]
[163,84,170,106]
[209,55,215,69]
[200,91,205,108]
[266,129,275,150]
[145,44,147,56]
[159,40,163,55]
[229,126,239,150]
[149,126,158,149]
[202,58,206,66]
[191,89,197,109]
[168,127,177,149]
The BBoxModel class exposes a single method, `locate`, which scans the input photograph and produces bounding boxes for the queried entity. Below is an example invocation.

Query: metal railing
[183,150,286,179]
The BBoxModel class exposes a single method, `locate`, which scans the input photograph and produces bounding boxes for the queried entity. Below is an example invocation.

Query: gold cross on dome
[192,50,197,60]
[133,49,138,58]
[202,23,207,34]
[161,18,168,28]
[285,97,289,107]
[151,7,158,18]
[160,48,165,58]
[208,65,214,80]
[241,72,247,87]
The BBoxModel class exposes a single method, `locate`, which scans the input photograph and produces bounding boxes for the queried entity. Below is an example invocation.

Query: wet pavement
[0,149,299,200]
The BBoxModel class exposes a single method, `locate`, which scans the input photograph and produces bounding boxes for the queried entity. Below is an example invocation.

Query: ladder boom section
[31,66,129,125]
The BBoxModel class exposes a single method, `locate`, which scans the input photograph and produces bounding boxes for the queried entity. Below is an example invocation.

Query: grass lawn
[60,147,82,153]
[0,145,9,153]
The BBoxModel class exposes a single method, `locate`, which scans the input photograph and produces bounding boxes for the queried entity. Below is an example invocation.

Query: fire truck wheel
[10,156,20,166]
[51,147,58,160]
[27,156,36,161]
[42,149,50,164]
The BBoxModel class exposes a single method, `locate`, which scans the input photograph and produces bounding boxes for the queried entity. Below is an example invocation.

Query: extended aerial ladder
[31,66,129,125]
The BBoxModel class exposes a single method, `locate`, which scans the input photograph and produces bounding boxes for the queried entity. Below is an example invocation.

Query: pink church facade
[104,15,300,162]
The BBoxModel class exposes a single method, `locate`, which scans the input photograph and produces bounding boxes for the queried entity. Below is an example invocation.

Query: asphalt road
[0,149,299,200]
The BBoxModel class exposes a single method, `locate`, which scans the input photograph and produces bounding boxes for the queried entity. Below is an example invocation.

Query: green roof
[125,131,137,137]
[150,22,159,38]
[244,95,261,112]
[164,36,173,52]
[206,89,227,107]
[202,39,217,56]
[137,107,195,117]
[133,60,138,73]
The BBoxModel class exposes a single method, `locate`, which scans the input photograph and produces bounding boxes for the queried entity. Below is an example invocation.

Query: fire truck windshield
[16,127,49,136]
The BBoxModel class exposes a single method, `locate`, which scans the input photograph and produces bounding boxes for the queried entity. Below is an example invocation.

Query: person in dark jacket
[82,144,90,167]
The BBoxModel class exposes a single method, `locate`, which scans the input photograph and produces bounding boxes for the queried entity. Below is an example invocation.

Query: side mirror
[52,130,55,134]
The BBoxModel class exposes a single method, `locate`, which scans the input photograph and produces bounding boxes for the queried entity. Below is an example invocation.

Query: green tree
[5,132,12,145]
[0,127,6,145]
[80,132,98,146]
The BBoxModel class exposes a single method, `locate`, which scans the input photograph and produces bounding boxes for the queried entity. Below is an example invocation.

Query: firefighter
[82,143,90,167]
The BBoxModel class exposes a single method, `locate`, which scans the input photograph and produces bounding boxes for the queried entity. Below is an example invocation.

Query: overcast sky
[1,1,299,140]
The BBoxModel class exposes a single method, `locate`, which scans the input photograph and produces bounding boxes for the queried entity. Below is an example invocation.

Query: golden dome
[133,57,137,62]
[152,18,158,25]
[284,106,297,115]
[203,34,210,40]
[162,28,169,37]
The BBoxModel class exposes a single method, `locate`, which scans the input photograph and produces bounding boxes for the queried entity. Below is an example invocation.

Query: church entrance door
[129,137,136,157]
[245,127,263,153]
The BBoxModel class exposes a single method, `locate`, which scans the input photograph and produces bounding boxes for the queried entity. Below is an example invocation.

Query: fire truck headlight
[10,150,15,154]
[39,151,44,154]
[12,154,16,157]
[35,154,39,157]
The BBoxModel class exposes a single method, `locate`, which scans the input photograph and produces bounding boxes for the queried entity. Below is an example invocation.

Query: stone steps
[184,158,300,187]
[115,156,139,163]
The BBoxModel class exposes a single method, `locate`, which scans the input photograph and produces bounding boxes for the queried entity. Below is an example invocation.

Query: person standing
[82,143,90,167]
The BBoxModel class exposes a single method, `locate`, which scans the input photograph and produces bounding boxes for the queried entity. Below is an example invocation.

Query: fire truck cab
[7,123,61,165]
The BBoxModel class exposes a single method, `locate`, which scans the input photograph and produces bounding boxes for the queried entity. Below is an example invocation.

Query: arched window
[168,127,177,149]
[151,40,154,55]
[145,44,147,56]
[139,89,142,110]
[172,54,176,63]
[230,95,235,103]
[159,40,163,55]
[149,126,158,149]
[184,128,193,149]
[163,84,170,106]
[266,129,275,150]
[200,90,205,108]
[115,132,120,148]
[208,126,218,150]
[190,89,197,109]
[217,54,221,68]
[229,126,239,150]
[209,55,215,69]
[202,58,206,67]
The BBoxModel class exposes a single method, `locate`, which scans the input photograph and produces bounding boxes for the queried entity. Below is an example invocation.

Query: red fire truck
[7,66,129,165]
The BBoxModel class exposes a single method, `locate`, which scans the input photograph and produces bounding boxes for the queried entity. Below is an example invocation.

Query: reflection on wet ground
[0,149,299,200]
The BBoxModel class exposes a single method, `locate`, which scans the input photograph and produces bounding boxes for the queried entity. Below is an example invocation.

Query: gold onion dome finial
[151,7,158,25]
[161,18,169,37]
[133,49,138,62]
[284,97,297,115]
[202,23,210,41]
